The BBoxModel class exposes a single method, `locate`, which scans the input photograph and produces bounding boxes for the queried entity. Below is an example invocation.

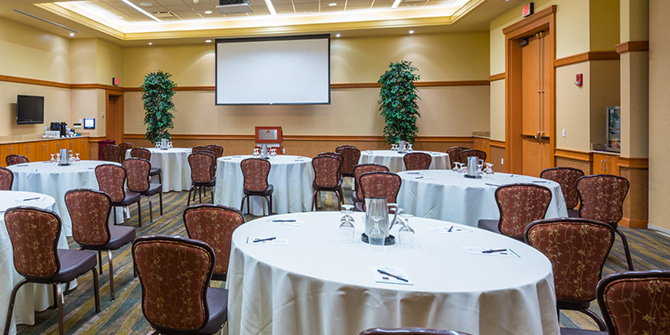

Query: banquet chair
[312,155,343,211]
[117,142,135,163]
[187,152,216,206]
[123,158,163,224]
[352,163,389,208]
[446,146,468,168]
[459,149,487,163]
[65,188,136,300]
[206,144,224,158]
[240,158,273,215]
[0,166,13,190]
[3,207,100,335]
[318,151,343,162]
[130,148,162,185]
[95,163,143,227]
[525,218,615,332]
[183,204,244,281]
[335,145,361,179]
[5,154,29,166]
[403,152,432,171]
[192,146,213,154]
[576,174,634,270]
[360,328,473,335]
[540,167,584,218]
[358,171,402,212]
[477,183,552,241]
[133,235,228,335]
[102,145,122,163]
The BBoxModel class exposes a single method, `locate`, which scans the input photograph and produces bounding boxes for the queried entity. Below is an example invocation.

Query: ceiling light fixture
[205,39,212,43]
[408,30,414,34]
[12,9,80,35]
[328,2,337,6]
[391,0,402,8]
[335,33,341,38]
[139,2,153,6]
[264,0,277,15]
[204,10,213,14]
[148,42,153,45]
[69,32,75,37]
[121,0,161,21]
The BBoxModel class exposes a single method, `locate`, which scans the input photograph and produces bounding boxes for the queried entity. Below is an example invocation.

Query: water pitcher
[364,197,399,241]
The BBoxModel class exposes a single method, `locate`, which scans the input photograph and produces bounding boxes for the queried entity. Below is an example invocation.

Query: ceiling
[0,0,526,45]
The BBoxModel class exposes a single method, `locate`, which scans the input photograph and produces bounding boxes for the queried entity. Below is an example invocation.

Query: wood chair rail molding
[489,73,505,82]
[553,148,649,169]
[554,51,620,68]
[124,134,477,143]
[615,41,649,54]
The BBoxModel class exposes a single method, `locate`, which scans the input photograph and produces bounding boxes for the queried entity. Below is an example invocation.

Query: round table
[214,155,314,215]
[227,212,559,335]
[396,170,568,227]
[358,150,450,173]
[8,160,124,236]
[125,147,192,192]
[0,191,67,335]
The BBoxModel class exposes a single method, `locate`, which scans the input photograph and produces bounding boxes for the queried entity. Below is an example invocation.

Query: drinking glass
[407,143,413,152]
[56,153,60,163]
[270,148,277,157]
[253,148,260,157]
[50,154,56,164]
[339,205,355,243]
[484,163,494,174]
[75,153,80,161]
[391,144,398,151]
[168,142,173,149]
[369,216,385,251]
[398,214,415,248]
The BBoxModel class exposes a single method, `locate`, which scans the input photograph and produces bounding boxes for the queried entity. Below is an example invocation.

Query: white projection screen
[216,34,331,105]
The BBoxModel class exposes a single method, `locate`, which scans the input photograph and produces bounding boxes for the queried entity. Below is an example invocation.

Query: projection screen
[215,34,331,105]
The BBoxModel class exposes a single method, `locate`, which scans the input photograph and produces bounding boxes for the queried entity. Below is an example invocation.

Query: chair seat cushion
[559,327,607,335]
[149,167,161,176]
[567,208,580,218]
[199,287,229,334]
[244,184,273,196]
[141,183,162,196]
[51,249,97,283]
[114,191,141,206]
[478,219,500,233]
[193,177,216,187]
[79,225,136,250]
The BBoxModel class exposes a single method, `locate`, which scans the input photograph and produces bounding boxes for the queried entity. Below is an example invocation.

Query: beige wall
[619,52,649,158]
[489,80,505,141]
[589,60,621,146]
[621,0,649,41]
[590,0,620,51]
[0,82,72,137]
[555,63,591,151]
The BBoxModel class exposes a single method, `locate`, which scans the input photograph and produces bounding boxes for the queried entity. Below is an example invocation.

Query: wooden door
[106,91,124,145]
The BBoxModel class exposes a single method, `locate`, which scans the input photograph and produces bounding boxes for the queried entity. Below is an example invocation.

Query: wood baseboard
[620,218,648,229]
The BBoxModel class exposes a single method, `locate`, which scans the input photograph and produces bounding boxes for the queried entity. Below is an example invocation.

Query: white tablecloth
[8,160,124,236]
[0,191,68,335]
[214,155,314,215]
[126,148,192,192]
[397,170,568,227]
[227,212,559,335]
[358,150,450,173]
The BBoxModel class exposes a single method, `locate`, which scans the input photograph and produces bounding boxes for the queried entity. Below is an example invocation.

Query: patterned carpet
[14,185,670,335]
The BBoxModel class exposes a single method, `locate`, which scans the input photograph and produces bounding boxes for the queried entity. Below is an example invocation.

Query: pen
[485,183,500,187]
[447,225,453,232]
[415,176,424,179]
[22,197,40,201]
[377,269,408,282]
[253,237,276,243]
[482,248,507,254]
[272,219,296,223]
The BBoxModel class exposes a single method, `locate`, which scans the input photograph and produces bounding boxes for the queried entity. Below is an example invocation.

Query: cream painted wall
[71,39,98,84]
[619,52,649,158]
[589,0,620,51]
[71,89,106,137]
[555,63,591,151]
[489,80,506,140]
[0,82,72,136]
[123,44,215,87]
[96,40,124,85]
[621,0,649,42]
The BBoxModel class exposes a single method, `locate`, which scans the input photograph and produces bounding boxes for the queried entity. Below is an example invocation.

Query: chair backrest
[576,174,629,224]
[102,145,122,163]
[133,235,215,333]
[335,145,361,176]
[0,166,13,190]
[5,154,29,166]
[312,155,342,188]
[318,151,343,163]
[4,207,61,280]
[118,142,135,162]
[65,189,112,246]
[525,218,615,303]
[95,164,127,203]
[597,270,670,335]
[353,164,390,201]
[188,152,215,183]
[359,171,402,208]
[495,183,552,239]
[540,167,584,209]
[183,204,244,277]
[360,328,473,335]
[192,146,213,154]
[403,152,432,171]
[130,147,152,161]
[459,149,486,163]
[205,144,224,158]
[446,146,468,167]
[123,158,151,192]
[240,158,271,192]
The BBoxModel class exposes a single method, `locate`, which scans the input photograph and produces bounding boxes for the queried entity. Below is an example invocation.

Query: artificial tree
[377,60,421,144]
[141,70,177,144]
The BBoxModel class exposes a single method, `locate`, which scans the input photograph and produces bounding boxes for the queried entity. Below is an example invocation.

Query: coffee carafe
[363,197,399,245]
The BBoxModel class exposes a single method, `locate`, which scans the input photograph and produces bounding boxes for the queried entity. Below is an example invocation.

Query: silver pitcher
[398,140,406,153]
[466,156,483,178]
[59,148,69,165]
[364,197,399,240]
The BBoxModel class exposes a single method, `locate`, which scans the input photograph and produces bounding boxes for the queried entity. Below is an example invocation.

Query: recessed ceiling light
[335,33,341,38]
[139,2,153,6]
[205,39,212,43]
[408,30,414,34]
[204,10,212,14]
[69,32,75,37]
[328,2,337,6]
[148,42,153,45]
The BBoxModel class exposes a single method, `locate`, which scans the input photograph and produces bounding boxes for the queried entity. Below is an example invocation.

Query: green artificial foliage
[378,60,421,144]
[141,70,177,144]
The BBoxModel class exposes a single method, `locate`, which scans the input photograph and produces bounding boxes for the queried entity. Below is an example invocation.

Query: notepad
[465,247,520,258]
[268,219,306,226]
[372,266,413,286]
[246,236,288,245]
[429,226,471,234]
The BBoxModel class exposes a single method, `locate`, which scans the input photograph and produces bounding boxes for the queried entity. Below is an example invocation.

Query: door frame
[105,90,124,145]
[503,5,556,174]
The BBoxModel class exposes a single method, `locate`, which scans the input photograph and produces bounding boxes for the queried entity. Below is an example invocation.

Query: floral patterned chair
[3,207,100,335]
[183,204,244,281]
[540,167,584,217]
[458,149,487,164]
[5,154,29,166]
[205,144,224,158]
[130,147,162,184]
[0,166,13,190]
[187,152,216,206]
[446,146,468,168]
[576,174,634,270]
[123,158,163,224]
[597,270,670,335]
[117,142,135,163]
[65,188,136,300]
[95,163,143,227]
[352,164,390,209]
[403,152,432,171]
[525,218,615,332]
[335,145,361,179]
[132,235,228,335]
[102,145,122,163]
[311,155,343,211]
[240,158,273,215]
[360,328,473,335]
[478,183,552,241]
[358,171,402,212]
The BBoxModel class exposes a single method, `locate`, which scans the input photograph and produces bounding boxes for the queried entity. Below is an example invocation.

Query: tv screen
[17,95,44,124]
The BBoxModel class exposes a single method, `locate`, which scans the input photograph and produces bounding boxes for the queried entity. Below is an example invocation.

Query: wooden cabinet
[592,152,619,175]
[0,138,90,165]
[17,142,36,162]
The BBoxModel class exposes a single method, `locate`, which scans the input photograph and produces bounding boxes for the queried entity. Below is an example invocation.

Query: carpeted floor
[14,184,670,335]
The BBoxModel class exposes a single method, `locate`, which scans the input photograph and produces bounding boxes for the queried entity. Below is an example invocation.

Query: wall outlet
[501,158,504,165]
[562,129,566,137]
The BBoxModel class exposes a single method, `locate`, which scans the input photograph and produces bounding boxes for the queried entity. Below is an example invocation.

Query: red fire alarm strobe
[112,77,119,86]
[522,3,534,17]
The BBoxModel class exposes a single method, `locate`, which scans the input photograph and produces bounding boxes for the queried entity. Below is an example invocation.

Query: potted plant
[378,60,421,145]
[141,70,177,144]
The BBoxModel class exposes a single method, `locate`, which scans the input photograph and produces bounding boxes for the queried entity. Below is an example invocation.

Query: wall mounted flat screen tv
[17,95,44,124]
